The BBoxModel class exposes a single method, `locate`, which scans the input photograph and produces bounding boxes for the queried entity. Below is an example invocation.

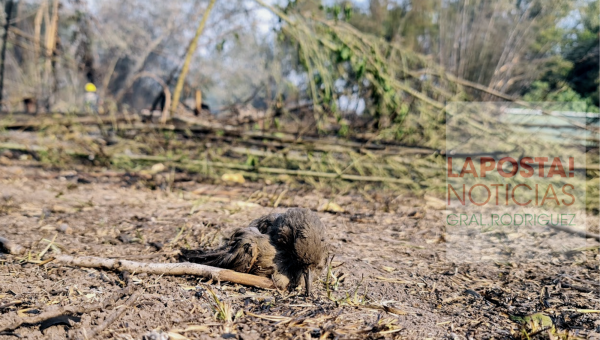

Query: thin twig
[78,290,142,340]
[547,224,600,242]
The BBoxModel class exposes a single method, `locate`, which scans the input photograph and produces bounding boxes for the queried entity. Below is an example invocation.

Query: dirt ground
[0,161,599,339]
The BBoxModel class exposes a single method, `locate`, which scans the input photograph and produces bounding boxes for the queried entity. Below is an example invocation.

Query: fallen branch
[0,142,90,158]
[119,153,415,184]
[52,255,275,289]
[0,115,134,129]
[0,113,439,155]
[0,141,417,184]
[0,300,22,309]
[558,281,599,294]
[547,224,600,242]
[0,237,25,255]
[362,304,412,315]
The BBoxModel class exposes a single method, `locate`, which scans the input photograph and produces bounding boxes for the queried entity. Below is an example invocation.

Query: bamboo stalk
[0,114,439,155]
[0,142,90,158]
[0,141,417,184]
[116,153,415,184]
[195,89,202,115]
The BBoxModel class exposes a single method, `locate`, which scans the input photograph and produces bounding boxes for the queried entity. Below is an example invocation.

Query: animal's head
[276,208,328,295]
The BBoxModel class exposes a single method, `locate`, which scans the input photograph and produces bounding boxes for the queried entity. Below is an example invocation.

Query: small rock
[142,331,168,340]
[149,241,163,251]
[51,205,69,214]
[318,202,345,213]
[107,238,120,245]
[56,224,72,234]
[150,163,165,174]
[77,176,93,184]
[238,287,246,294]
[118,234,133,243]
[221,172,245,184]
[221,333,238,339]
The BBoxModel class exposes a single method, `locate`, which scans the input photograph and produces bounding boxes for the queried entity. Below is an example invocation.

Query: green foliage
[260,0,595,145]
[524,81,599,113]
[563,1,599,106]
[265,0,448,127]
[337,122,349,137]
[524,1,599,108]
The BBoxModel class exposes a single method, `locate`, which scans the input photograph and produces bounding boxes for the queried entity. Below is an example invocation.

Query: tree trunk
[42,0,58,111]
[0,0,14,107]
[170,0,217,116]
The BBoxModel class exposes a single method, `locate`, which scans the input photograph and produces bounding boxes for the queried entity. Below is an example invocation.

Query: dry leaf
[150,163,166,174]
[373,276,414,284]
[167,332,189,340]
[51,205,72,213]
[221,173,245,184]
[382,305,409,315]
[319,202,345,213]
[232,201,260,209]
[424,195,446,209]
[381,266,396,273]
[183,325,210,332]
[0,156,11,165]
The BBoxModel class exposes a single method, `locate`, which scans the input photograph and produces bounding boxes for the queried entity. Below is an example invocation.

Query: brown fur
[180,208,328,293]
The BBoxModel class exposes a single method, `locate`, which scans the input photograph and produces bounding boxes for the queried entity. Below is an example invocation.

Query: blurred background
[1,0,597,117]
[0,0,598,209]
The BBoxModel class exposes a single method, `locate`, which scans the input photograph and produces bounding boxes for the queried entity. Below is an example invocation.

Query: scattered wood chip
[221,173,245,184]
[150,163,166,174]
[246,311,291,323]
[0,300,22,309]
[318,202,345,213]
[182,325,210,332]
[381,266,396,273]
[371,276,414,284]
[362,304,412,315]
[166,332,189,340]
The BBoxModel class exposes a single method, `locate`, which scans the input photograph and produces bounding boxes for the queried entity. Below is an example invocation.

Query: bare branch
[52,255,276,289]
